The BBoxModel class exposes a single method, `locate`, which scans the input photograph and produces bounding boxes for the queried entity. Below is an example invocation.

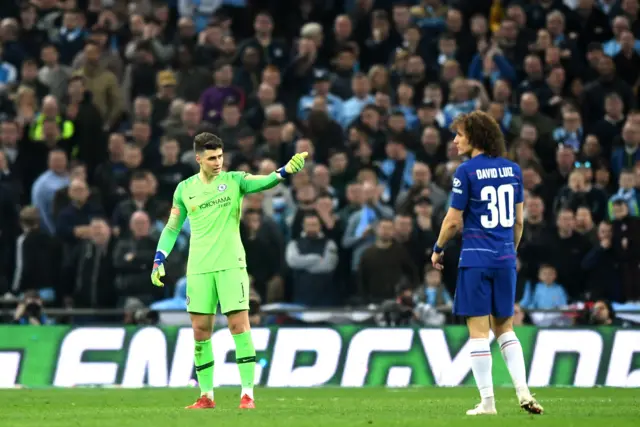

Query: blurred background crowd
[0,0,639,328]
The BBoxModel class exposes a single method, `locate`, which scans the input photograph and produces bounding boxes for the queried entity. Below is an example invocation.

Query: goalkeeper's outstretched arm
[156,193,187,257]
[240,172,283,194]
[239,152,309,194]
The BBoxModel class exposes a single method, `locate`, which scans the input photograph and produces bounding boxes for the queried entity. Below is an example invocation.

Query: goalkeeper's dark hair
[193,132,224,153]
[450,110,506,158]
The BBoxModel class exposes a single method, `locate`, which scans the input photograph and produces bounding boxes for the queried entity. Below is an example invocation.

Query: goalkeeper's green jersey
[163,171,279,275]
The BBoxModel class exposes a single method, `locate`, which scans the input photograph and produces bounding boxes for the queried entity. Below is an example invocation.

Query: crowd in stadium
[0,0,639,326]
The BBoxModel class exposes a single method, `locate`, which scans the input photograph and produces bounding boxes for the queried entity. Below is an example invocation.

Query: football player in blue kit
[431,111,543,416]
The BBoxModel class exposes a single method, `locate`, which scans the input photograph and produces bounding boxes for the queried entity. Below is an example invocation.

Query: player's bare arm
[431,207,463,270]
[513,202,524,250]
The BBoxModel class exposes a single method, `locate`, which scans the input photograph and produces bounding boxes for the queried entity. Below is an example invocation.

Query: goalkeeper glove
[151,251,166,287]
[279,152,308,177]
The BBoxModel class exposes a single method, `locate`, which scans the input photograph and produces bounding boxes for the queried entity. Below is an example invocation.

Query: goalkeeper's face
[197,148,224,176]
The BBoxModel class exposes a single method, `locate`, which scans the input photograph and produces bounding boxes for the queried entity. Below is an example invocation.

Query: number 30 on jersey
[480,184,515,228]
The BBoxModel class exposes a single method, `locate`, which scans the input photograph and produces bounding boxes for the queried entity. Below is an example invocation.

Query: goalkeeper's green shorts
[186,268,250,314]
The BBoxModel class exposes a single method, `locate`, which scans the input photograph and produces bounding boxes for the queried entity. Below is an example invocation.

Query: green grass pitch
[2,387,638,427]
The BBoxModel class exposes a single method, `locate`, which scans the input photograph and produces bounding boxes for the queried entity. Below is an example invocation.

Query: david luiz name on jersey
[475,167,515,180]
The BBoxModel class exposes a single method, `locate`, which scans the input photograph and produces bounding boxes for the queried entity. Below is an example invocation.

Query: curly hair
[450,111,506,158]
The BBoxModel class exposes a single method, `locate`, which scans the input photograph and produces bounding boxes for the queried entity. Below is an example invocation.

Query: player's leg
[185,273,219,409]
[216,268,256,409]
[454,268,496,415]
[490,268,543,414]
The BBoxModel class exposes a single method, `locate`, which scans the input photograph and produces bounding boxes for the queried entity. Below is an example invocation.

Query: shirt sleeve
[449,164,470,211]
[156,183,188,256]
[232,171,280,194]
[514,165,524,204]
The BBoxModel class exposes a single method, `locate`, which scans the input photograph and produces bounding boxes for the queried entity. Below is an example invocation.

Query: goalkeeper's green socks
[194,338,214,399]
[233,331,256,399]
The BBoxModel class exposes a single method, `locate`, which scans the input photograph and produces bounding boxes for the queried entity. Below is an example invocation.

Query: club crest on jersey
[453,177,462,188]
[218,184,227,192]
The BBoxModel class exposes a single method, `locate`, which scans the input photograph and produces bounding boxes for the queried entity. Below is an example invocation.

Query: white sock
[201,390,214,400]
[241,388,254,399]
[469,338,494,405]
[497,331,530,399]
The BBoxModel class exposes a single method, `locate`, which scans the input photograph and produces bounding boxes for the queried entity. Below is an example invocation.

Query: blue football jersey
[450,154,524,268]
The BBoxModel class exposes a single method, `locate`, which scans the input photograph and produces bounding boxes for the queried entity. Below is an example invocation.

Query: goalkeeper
[151,132,307,410]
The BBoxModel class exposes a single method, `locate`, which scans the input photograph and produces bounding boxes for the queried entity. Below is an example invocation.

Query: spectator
[240,208,285,303]
[575,206,598,244]
[342,179,393,275]
[155,137,194,202]
[10,206,56,300]
[2,0,640,321]
[55,178,102,247]
[13,289,48,325]
[357,218,418,301]
[611,123,640,178]
[217,99,250,152]
[112,210,159,306]
[379,138,416,206]
[53,8,87,66]
[394,213,430,278]
[583,300,624,325]
[520,264,568,310]
[20,58,49,101]
[111,170,160,237]
[522,194,549,247]
[553,167,608,222]
[414,265,453,312]
[64,75,105,170]
[39,44,70,103]
[72,28,123,79]
[285,212,339,306]
[64,217,117,309]
[582,56,634,123]
[582,221,622,301]
[512,303,531,326]
[553,108,584,152]
[535,208,592,300]
[31,149,70,235]
[340,72,374,129]
[608,168,640,219]
[610,198,640,301]
[74,40,123,132]
[0,44,18,91]
[395,161,447,218]
[200,60,245,126]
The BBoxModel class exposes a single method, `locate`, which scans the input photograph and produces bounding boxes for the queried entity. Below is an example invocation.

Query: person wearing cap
[152,70,177,128]
[297,68,344,122]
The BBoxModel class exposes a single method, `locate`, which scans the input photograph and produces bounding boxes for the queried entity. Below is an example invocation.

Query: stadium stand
[0,0,639,328]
